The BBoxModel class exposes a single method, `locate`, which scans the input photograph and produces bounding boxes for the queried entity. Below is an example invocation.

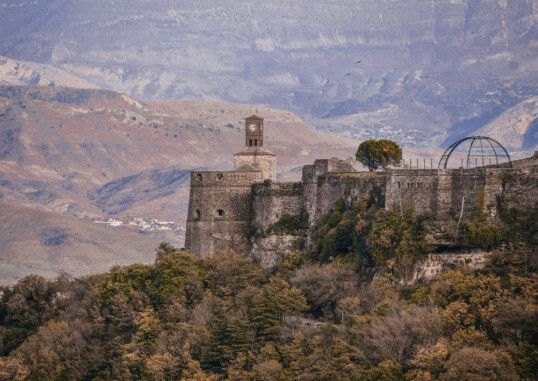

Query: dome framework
[438,136,512,169]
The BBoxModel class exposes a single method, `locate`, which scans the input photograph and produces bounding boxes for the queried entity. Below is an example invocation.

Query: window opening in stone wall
[397,182,401,188]
[196,173,202,181]
[216,209,224,217]
[417,182,421,188]
[216,173,224,181]
[254,139,258,146]
[249,139,253,146]
[194,210,200,219]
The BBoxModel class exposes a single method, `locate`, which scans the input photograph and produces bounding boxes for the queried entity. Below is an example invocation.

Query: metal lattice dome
[438,136,512,169]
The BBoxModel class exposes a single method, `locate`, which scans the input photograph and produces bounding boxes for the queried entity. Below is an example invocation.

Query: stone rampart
[385,167,525,223]
[252,182,304,229]
[385,169,438,214]
[304,171,386,224]
[186,152,537,263]
[497,164,538,214]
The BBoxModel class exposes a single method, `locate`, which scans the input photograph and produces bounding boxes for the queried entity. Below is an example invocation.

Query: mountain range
[0,0,537,150]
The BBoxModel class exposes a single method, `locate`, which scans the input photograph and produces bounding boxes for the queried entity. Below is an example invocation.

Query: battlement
[302,157,357,182]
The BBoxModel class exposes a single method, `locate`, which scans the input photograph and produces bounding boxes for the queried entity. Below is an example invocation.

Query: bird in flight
[345,72,352,76]
[355,60,362,64]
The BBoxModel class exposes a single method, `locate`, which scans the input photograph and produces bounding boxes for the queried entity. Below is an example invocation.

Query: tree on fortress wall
[356,139,402,171]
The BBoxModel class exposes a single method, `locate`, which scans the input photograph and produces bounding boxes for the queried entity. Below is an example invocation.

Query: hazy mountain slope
[0,85,359,221]
[87,166,191,217]
[0,202,175,286]
[0,55,98,89]
[474,96,538,154]
[0,0,536,148]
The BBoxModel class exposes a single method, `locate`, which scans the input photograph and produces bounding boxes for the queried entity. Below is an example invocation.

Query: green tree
[154,242,179,262]
[355,139,402,171]
[203,250,265,299]
[281,327,364,380]
[151,250,204,307]
[253,277,307,340]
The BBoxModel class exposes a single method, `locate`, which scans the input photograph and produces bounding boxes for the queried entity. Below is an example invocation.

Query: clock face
[249,123,257,132]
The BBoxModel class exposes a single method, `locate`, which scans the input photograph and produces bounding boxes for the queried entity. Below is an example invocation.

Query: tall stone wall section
[386,168,492,220]
[303,159,386,225]
[385,165,537,223]
[497,164,538,214]
[185,170,261,258]
[449,168,487,220]
[385,169,438,214]
[250,182,305,269]
[435,170,453,218]
[252,182,304,229]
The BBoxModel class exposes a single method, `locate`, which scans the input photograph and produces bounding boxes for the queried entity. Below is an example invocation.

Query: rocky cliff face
[0,0,536,149]
[0,56,98,89]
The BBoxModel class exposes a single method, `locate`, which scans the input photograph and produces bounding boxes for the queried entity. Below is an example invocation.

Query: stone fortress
[185,115,538,266]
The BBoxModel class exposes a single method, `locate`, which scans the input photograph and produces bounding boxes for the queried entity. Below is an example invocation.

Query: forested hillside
[0,197,536,380]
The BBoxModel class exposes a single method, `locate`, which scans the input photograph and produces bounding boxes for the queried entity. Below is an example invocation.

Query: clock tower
[233,114,276,181]
[245,115,264,149]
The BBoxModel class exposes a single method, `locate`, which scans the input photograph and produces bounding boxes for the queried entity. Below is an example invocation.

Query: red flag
[383,147,389,152]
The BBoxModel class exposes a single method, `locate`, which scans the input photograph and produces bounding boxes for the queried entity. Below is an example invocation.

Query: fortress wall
[450,168,487,220]
[307,173,386,224]
[483,168,511,221]
[185,170,259,257]
[302,159,383,224]
[436,169,453,218]
[252,182,304,229]
[302,165,317,224]
[496,165,538,213]
[385,169,438,214]
[327,157,356,172]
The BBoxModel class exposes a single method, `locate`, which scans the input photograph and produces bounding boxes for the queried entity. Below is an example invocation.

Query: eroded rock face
[251,234,303,270]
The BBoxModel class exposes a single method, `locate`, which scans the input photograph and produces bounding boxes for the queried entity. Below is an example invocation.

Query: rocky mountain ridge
[0,0,536,149]
[0,55,98,89]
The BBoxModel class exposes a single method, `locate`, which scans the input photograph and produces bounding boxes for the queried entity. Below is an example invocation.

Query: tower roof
[246,114,263,120]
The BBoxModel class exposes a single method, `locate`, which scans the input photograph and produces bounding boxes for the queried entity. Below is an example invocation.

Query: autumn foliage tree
[0,196,536,381]
[355,139,402,171]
